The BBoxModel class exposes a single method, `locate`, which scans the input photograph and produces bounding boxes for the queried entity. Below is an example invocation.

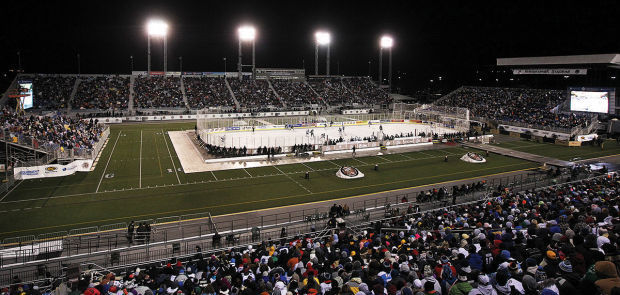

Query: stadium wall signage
[14,160,93,180]
[512,68,587,75]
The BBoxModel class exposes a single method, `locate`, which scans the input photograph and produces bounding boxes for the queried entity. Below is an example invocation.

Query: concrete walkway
[462,142,575,167]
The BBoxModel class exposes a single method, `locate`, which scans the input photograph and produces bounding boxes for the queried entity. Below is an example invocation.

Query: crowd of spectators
[73,76,130,110]
[185,77,235,109]
[271,80,321,108]
[308,78,352,106]
[436,87,592,130]
[135,77,185,108]
[38,172,619,295]
[32,75,76,109]
[229,79,280,110]
[0,108,104,151]
[343,78,392,106]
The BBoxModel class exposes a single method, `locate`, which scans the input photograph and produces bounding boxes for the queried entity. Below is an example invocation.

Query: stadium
[0,2,619,295]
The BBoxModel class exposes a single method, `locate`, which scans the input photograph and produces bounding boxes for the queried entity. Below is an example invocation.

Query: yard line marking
[139,130,143,188]
[162,129,181,184]
[353,157,369,165]
[0,180,24,203]
[375,155,391,162]
[154,132,163,177]
[300,162,315,171]
[96,131,122,193]
[211,171,218,181]
[418,151,435,157]
[273,165,311,193]
[327,160,341,168]
[399,153,412,159]
[242,168,253,177]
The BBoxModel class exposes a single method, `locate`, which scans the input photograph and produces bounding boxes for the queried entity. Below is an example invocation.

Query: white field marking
[0,180,24,203]
[162,129,181,184]
[353,157,369,165]
[211,171,218,181]
[327,160,342,168]
[418,151,435,157]
[96,131,122,193]
[399,153,412,159]
[273,165,311,193]
[300,162,315,171]
[375,155,391,162]
[7,152,453,203]
[242,168,253,177]
[139,130,143,188]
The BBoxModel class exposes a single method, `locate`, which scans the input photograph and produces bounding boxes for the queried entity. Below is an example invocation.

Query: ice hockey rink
[204,123,456,149]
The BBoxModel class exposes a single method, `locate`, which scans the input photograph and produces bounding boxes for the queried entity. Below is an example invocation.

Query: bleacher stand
[229,78,280,110]
[271,80,320,108]
[0,108,103,150]
[73,76,130,110]
[308,78,351,106]
[184,77,235,109]
[343,77,391,105]
[134,76,184,108]
[33,173,619,295]
[436,87,591,129]
[32,75,76,109]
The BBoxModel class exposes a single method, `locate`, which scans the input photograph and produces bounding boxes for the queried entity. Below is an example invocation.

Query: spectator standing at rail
[127,221,135,243]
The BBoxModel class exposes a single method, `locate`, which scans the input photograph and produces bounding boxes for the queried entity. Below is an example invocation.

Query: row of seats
[20,75,390,111]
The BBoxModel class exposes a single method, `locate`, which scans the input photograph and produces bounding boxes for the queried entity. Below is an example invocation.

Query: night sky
[2,0,619,91]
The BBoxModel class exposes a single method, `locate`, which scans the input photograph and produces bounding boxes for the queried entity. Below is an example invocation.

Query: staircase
[128,75,136,113]
[266,78,287,108]
[340,78,360,103]
[68,77,81,111]
[305,80,328,107]
[225,78,241,109]
[180,76,189,109]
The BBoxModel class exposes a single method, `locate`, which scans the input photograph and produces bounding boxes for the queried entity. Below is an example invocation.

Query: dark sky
[2,0,619,90]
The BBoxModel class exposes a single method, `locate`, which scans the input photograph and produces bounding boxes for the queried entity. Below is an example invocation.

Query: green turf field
[0,122,547,239]
[495,139,620,161]
[1,124,619,239]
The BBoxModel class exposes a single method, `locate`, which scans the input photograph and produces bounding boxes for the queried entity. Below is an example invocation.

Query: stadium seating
[271,80,321,107]
[228,78,280,110]
[73,76,130,110]
[32,75,76,109]
[308,77,352,106]
[134,76,185,108]
[343,77,392,105]
[436,87,591,129]
[185,77,235,109]
[34,172,618,295]
[0,108,104,151]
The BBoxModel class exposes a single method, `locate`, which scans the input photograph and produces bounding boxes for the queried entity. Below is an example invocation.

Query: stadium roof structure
[497,54,620,68]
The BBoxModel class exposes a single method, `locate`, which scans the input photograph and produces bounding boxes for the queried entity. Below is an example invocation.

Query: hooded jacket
[594,261,620,295]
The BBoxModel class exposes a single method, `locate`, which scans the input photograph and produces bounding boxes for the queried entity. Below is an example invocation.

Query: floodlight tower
[237,25,256,80]
[379,36,393,91]
[147,19,169,76]
[314,31,331,76]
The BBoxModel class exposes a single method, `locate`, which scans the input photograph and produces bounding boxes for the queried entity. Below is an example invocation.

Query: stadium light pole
[147,19,169,76]
[130,56,134,73]
[314,31,331,76]
[379,36,393,91]
[238,25,256,80]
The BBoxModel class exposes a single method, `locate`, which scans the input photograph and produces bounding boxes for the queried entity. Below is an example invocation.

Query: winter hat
[478,274,490,285]
[559,260,573,273]
[525,258,537,268]
[541,289,558,295]
[546,251,557,260]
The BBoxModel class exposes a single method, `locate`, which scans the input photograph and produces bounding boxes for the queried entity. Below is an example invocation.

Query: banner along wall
[14,160,94,180]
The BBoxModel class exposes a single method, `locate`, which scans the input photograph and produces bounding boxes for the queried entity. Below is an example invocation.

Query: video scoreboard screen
[569,87,615,114]
[17,80,34,109]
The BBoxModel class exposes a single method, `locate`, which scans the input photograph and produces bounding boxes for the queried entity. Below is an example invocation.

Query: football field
[6,122,616,239]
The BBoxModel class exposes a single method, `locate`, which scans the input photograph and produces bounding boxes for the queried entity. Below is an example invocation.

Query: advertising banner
[15,160,94,180]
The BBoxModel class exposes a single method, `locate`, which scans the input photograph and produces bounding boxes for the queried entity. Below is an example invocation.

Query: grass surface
[495,139,620,161]
[0,122,545,239]
[1,125,618,239]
